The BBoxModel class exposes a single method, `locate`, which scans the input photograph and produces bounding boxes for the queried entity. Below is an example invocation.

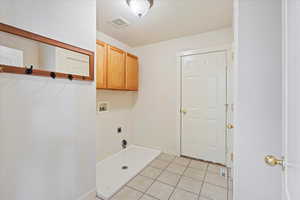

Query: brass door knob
[265,155,284,169]
[181,109,187,115]
[227,124,234,129]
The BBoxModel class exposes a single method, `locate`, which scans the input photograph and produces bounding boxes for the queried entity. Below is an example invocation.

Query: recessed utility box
[97,101,109,113]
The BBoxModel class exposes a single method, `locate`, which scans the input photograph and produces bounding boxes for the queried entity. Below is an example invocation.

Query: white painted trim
[282,0,289,199]
[232,1,239,200]
[176,44,234,166]
[225,46,235,168]
[175,55,182,157]
[177,45,232,57]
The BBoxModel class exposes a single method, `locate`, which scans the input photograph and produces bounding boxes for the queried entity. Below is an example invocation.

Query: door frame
[176,45,234,166]
[282,0,288,199]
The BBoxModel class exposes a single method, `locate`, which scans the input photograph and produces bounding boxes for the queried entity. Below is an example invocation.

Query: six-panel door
[181,51,227,164]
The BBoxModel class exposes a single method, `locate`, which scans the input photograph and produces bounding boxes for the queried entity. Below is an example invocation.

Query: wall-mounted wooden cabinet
[125,53,139,91]
[107,46,126,89]
[96,40,139,91]
[96,41,107,88]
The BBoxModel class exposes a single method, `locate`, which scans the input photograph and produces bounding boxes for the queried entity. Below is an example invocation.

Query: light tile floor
[109,153,233,200]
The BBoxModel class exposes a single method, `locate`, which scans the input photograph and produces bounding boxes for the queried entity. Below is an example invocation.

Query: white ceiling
[96,0,233,47]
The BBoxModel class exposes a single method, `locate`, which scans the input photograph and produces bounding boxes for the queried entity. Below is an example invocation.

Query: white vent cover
[110,18,130,29]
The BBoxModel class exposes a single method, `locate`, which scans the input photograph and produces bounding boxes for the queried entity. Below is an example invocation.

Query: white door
[181,51,227,164]
[284,0,300,199]
[236,0,283,199]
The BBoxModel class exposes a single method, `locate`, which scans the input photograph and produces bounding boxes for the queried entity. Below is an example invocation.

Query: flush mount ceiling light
[126,0,154,18]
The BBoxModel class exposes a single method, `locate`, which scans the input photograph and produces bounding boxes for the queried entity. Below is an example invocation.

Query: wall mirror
[0,23,94,81]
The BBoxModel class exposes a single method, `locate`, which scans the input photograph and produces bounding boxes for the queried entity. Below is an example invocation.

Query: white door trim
[282,0,289,199]
[176,45,233,166]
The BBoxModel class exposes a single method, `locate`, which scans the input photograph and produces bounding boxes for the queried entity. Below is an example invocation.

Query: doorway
[179,46,233,166]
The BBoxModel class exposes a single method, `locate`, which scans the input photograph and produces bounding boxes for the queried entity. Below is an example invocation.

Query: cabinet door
[96,41,107,89]
[126,53,139,91]
[107,46,126,89]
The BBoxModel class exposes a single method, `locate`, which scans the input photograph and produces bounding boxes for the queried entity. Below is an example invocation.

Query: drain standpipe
[122,165,128,170]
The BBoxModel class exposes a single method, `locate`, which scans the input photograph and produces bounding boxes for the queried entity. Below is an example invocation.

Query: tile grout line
[118,154,229,200]
[139,159,204,196]
[202,171,229,190]
[179,168,209,183]
[202,181,228,190]
[197,163,209,200]
[155,179,201,196]
[206,165,230,189]
[167,158,192,200]
[113,155,228,200]
[153,159,224,184]
[137,155,177,200]
[198,164,231,200]
[125,185,160,200]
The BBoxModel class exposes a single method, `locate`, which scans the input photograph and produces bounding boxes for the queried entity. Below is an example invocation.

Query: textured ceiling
[97,0,233,47]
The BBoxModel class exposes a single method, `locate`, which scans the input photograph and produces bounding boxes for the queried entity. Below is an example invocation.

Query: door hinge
[225,104,229,112]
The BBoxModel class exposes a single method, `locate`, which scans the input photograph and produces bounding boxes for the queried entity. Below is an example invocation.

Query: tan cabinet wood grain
[125,53,139,91]
[96,41,107,89]
[96,40,139,91]
[107,46,126,89]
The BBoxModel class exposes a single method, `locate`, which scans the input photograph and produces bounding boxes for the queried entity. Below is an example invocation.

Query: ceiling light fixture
[126,0,154,18]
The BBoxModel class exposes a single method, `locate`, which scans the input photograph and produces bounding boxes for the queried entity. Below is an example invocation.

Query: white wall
[132,28,233,155]
[96,31,136,162]
[0,1,96,200]
[234,0,282,199]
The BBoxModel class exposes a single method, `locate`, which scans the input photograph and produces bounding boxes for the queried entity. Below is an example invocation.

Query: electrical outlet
[96,101,109,113]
